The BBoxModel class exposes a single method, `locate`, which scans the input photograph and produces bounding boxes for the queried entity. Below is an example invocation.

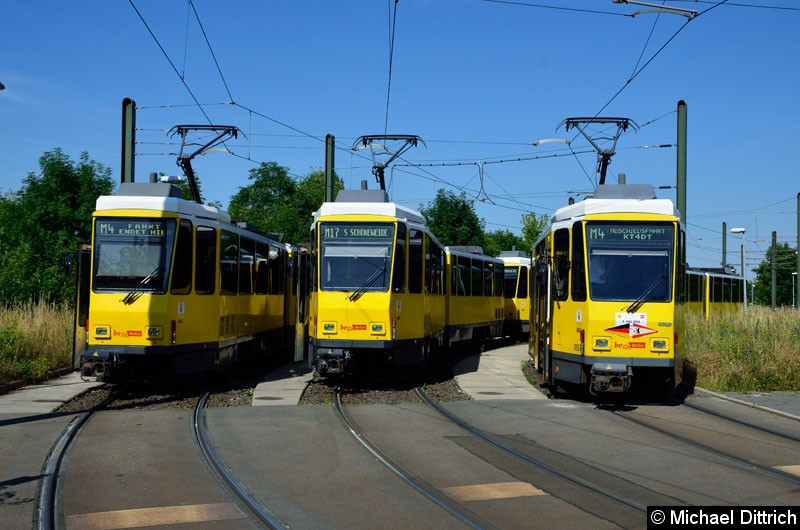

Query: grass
[684,306,800,392]
[0,301,73,384]
[1,301,799,392]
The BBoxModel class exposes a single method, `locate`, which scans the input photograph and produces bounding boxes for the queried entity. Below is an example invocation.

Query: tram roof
[96,183,231,222]
[552,184,679,222]
[313,199,426,225]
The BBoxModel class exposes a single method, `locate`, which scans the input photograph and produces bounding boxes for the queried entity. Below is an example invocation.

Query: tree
[484,229,525,257]
[751,241,797,307]
[0,149,114,304]
[521,211,549,250]
[419,189,486,249]
[227,163,342,245]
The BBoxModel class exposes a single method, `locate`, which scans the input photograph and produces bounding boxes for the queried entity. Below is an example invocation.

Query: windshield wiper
[623,273,667,314]
[121,266,164,305]
[347,265,386,302]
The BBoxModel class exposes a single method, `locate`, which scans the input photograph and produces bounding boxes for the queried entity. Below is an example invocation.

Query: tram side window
[492,263,500,296]
[255,242,269,294]
[171,220,193,295]
[269,244,282,294]
[553,229,569,301]
[517,266,528,299]
[195,227,216,295]
[484,261,493,296]
[239,237,255,295]
[457,256,469,296]
[712,276,723,303]
[687,273,702,302]
[429,240,443,296]
[732,277,741,303]
[471,259,483,296]
[220,230,238,295]
[570,224,586,301]
[425,236,432,294]
[409,229,423,294]
[393,223,406,293]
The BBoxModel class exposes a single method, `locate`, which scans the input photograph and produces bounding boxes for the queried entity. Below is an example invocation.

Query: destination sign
[96,219,168,238]
[587,224,672,242]
[322,224,393,240]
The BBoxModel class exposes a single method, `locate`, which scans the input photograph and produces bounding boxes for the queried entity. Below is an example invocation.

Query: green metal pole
[676,100,687,226]
[325,134,335,202]
[771,231,777,310]
[721,222,727,270]
[121,98,136,183]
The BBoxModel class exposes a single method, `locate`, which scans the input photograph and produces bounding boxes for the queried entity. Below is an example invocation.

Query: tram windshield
[503,266,519,298]
[92,218,175,293]
[320,222,394,292]
[585,222,674,302]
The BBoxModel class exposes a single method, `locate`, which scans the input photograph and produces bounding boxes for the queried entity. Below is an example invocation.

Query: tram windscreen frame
[585,221,674,303]
[92,217,176,293]
[319,222,395,292]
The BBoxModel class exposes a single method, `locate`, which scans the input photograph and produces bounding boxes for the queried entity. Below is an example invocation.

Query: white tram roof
[552,184,679,223]
[95,183,231,223]
[312,188,426,225]
[498,250,530,265]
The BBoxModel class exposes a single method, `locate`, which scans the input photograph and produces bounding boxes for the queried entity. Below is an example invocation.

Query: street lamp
[731,227,746,314]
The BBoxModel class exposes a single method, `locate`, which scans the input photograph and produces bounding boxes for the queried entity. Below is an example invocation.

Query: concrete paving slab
[0,371,103,414]
[454,342,546,400]
[251,361,314,406]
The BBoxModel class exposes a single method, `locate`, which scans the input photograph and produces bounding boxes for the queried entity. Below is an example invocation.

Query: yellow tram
[81,182,293,379]
[530,183,687,395]
[498,250,531,339]
[307,186,503,375]
[685,268,744,320]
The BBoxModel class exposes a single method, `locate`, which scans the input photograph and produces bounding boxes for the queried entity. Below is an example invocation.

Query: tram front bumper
[590,363,632,394]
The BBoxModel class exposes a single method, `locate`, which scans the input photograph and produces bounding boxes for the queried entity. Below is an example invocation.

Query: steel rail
[192,392,288,530]
[675,397,800,443]
[415,386,648,514]
[36,391,115,530]
[332,388,492,530]
[609,408,800,486]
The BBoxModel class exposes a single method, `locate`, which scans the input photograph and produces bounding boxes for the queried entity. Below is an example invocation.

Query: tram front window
[92,218,175,293]
[503,266,519,298]
[586,222,674,302]
[320,223,394,292]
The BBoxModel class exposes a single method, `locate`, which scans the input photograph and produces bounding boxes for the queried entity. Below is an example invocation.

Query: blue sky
[1,1,798,281]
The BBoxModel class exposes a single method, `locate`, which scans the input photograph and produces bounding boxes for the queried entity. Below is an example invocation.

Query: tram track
[414,387,651,515]
[333,384,671,529]
[676,397,800,443]
[192,392,288,530]
[605,405,800,487]
[35,388,115,530]
[332,387,493,530]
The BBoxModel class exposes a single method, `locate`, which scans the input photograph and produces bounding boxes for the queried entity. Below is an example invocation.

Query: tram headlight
[370,323,386,335]
[146,326,162,339]
[322,322,338,334]
[593,337,611,351]
[94,326,110,338]
[650,338,669,352]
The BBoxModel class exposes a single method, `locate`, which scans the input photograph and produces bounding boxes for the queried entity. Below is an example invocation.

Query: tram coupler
[80,351,120,380]
[589,363,632,395]
[314,348,350,376]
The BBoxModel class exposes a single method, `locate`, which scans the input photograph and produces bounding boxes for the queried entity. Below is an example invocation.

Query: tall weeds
[0,301,73,383]
[685,306,800,392]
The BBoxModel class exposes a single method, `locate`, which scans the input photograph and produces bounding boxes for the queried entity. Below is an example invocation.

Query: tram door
[69,244,91,369]
[294,246,310,363]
